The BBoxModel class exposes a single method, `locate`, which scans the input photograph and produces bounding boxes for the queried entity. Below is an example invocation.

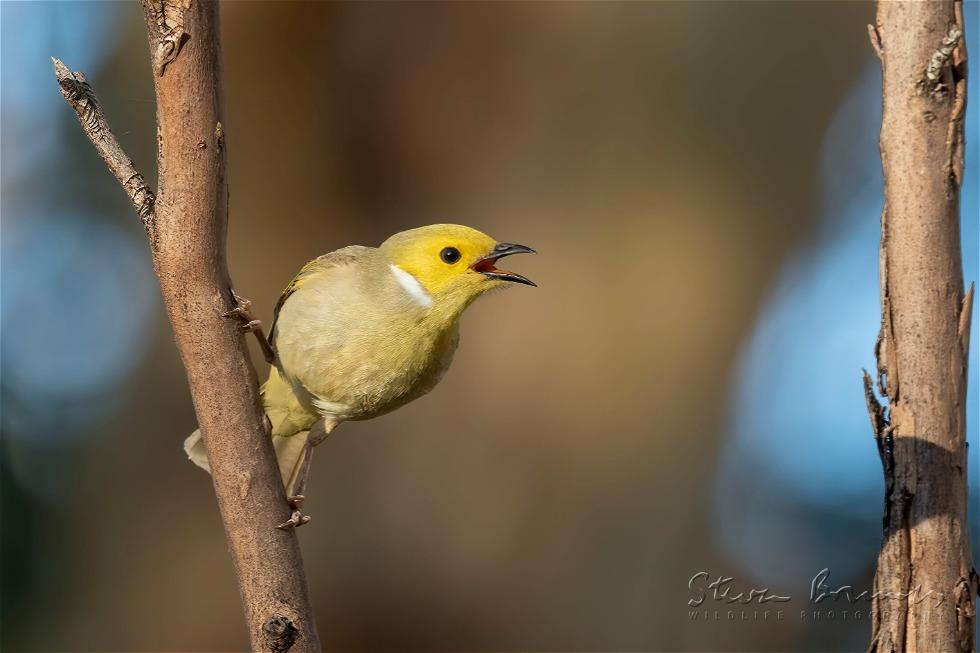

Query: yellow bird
[184,224,535,527]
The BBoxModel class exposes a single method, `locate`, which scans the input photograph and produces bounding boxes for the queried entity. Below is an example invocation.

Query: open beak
[471,243,537,286]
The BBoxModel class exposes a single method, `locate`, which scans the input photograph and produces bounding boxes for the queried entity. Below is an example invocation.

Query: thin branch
[51,57,155,229]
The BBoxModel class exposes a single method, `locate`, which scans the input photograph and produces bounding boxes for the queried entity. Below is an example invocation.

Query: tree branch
[867,1,977,652]
[53,2,321,650]
[51,57,155,230]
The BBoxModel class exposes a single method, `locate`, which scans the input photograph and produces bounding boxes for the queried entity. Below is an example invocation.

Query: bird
[183,224,535,528]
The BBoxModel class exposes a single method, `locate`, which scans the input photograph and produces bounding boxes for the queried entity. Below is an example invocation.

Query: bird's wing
[269,246,371,345]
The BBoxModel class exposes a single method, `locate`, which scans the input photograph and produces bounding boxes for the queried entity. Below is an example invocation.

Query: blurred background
[1,2,977,651]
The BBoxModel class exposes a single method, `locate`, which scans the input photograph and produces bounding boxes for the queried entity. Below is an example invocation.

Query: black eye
[440,247,461,264]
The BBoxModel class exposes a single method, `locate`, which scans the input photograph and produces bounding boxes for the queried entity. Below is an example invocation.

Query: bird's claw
[223,292,264,335]
[230,289,251,311]
[276,495,311,530]
[222,289,279,365]
[222,290,254,322]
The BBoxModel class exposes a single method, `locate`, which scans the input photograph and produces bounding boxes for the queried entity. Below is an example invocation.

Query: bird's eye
[440,247,461,264]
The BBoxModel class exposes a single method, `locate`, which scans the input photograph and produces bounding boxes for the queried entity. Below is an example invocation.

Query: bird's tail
[184,429,212,473]
[183,428,312,489]
[184,366,321,488]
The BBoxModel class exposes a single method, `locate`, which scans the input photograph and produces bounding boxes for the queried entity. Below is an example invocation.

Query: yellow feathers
[186,224,535,498]
[380,224,498,296]
[262,365,319,438]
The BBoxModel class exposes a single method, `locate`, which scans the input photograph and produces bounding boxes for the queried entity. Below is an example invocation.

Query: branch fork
[52,2,320,650]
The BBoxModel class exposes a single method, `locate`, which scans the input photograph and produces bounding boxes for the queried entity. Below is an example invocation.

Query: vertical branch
[53,1,321,650]
[866,2,977,652]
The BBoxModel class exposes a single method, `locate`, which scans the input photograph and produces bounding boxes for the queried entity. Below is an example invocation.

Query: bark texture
[865,2,977,652]
[54,2,321,651]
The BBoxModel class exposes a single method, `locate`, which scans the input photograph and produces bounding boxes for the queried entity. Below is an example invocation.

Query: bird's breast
[277,301,460,422]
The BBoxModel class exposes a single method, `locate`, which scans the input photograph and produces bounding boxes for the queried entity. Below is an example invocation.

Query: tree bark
[864,2,977,652]
[53,2,321,651]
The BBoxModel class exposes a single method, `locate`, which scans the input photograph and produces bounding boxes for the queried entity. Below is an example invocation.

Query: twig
[51,58,155,230]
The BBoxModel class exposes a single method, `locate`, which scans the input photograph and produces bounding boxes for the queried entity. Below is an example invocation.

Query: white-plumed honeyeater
[184,224,535,527]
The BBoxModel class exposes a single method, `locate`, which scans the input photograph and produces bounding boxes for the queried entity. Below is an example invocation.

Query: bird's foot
[223,289,278,364]
[222,290,257,329]
[276,494,311,530]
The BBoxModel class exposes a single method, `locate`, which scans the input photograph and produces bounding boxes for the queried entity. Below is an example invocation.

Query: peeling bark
[865,2,977,652]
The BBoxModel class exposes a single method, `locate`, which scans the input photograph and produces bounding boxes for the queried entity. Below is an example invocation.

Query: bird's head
[380,224,535,316]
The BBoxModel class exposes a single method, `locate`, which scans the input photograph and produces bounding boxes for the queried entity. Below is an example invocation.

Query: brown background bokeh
[1,2,924,651]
